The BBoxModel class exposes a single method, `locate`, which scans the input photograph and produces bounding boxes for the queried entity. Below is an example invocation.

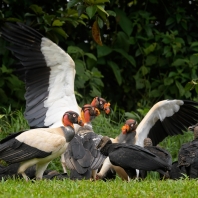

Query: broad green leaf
[195,84,198,94]
[91,67,104,78]
[0,115,5,119]
[114,8,133,36]
[67,46,84,56]
[86,5,97,19]
[145,55,157,66]
[52,27,68,38]
[143,43,157,55]
[52,20,64,26]
[97,5,109,16]
[113,31,130,52]
[168,72,177,78]
[43,14,55,26]
[141,66,149,76]
[106,10,116,17]
[97,17,103,28]
[172,59,187,66]
[84,0,110,4]
[175,37,185,45]
[29,4,43,14]
[144,25,153,37]
[97,45,112,58]
[89,86,101,98]
[6,18,21,22]
[85,53,97,61]
[75,59,85,74]
[164,78,173,86]
[114,49,136,67]
[1,65,12,74]
[181,21,187,30]
[185,82,193,91]
[97,8,110,29]
[176,80,185,96]
[176,14,182,23]
[107,61,122,85]
[190,42,198,48]
[166,17,175,26]
[77,5,86,16]
[190,55,198,66]
[67,0,80,8]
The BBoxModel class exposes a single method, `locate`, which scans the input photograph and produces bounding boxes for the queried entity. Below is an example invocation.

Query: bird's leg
[111,165,128,181]
[90,169,98,181]
[21,172,29,182]
[61,154,68,173]
[96,157,112,179]
[36,162,50,180]
[156,169,170,179]
[136,169,139,179]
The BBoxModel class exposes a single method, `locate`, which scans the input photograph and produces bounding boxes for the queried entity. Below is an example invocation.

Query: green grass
[0,177,198,198]
[0,108,197,198]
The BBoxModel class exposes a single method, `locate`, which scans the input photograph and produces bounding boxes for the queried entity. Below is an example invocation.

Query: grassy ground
[0,177,198,198]
[0,107,197,198]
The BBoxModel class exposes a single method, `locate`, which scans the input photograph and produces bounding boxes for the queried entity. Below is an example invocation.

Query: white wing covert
[1,22,80,128]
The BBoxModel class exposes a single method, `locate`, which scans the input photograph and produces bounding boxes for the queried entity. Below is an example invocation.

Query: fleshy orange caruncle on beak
[104,102,111,114]
[95,108,100,116]
[122,125,130,134]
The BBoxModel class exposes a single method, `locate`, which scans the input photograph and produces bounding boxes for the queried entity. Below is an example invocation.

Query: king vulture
[0,22,111,174]
[177,123,198,178]
[139,138,172,179]
[0,22,110,131]
[98,99,198,180]
[0,111,84,181]
[64,104,107,180]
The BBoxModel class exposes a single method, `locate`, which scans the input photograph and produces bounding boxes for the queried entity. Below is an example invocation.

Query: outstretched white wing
[135,100,198,146]
[1,22,80,128]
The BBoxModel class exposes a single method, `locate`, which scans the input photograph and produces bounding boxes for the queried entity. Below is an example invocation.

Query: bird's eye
[73,114,76,117]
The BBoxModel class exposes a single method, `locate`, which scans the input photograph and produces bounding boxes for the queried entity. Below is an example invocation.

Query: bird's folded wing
[0,138,51,164]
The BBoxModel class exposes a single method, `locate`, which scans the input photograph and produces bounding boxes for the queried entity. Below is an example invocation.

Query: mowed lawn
[0,177,198,198]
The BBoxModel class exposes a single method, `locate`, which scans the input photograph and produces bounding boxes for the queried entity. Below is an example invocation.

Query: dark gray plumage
[64,125,106,180]
[178,123,198,178]
[1,22,49,128]
[139,138,172,179]
[98,137,171,179]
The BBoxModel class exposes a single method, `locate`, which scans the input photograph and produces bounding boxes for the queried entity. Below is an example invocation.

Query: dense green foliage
[1,0,198,113]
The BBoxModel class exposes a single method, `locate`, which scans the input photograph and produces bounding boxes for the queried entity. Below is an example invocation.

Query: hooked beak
[121,125,129,134]
[104,102,111,114]
[188,125,197,131]
[78,116,84,126]
[95,108,100,116]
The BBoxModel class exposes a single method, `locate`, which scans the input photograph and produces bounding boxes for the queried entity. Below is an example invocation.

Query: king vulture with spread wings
[98,100,198,180]
[0,22,111,176]
[0,22,110,130]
